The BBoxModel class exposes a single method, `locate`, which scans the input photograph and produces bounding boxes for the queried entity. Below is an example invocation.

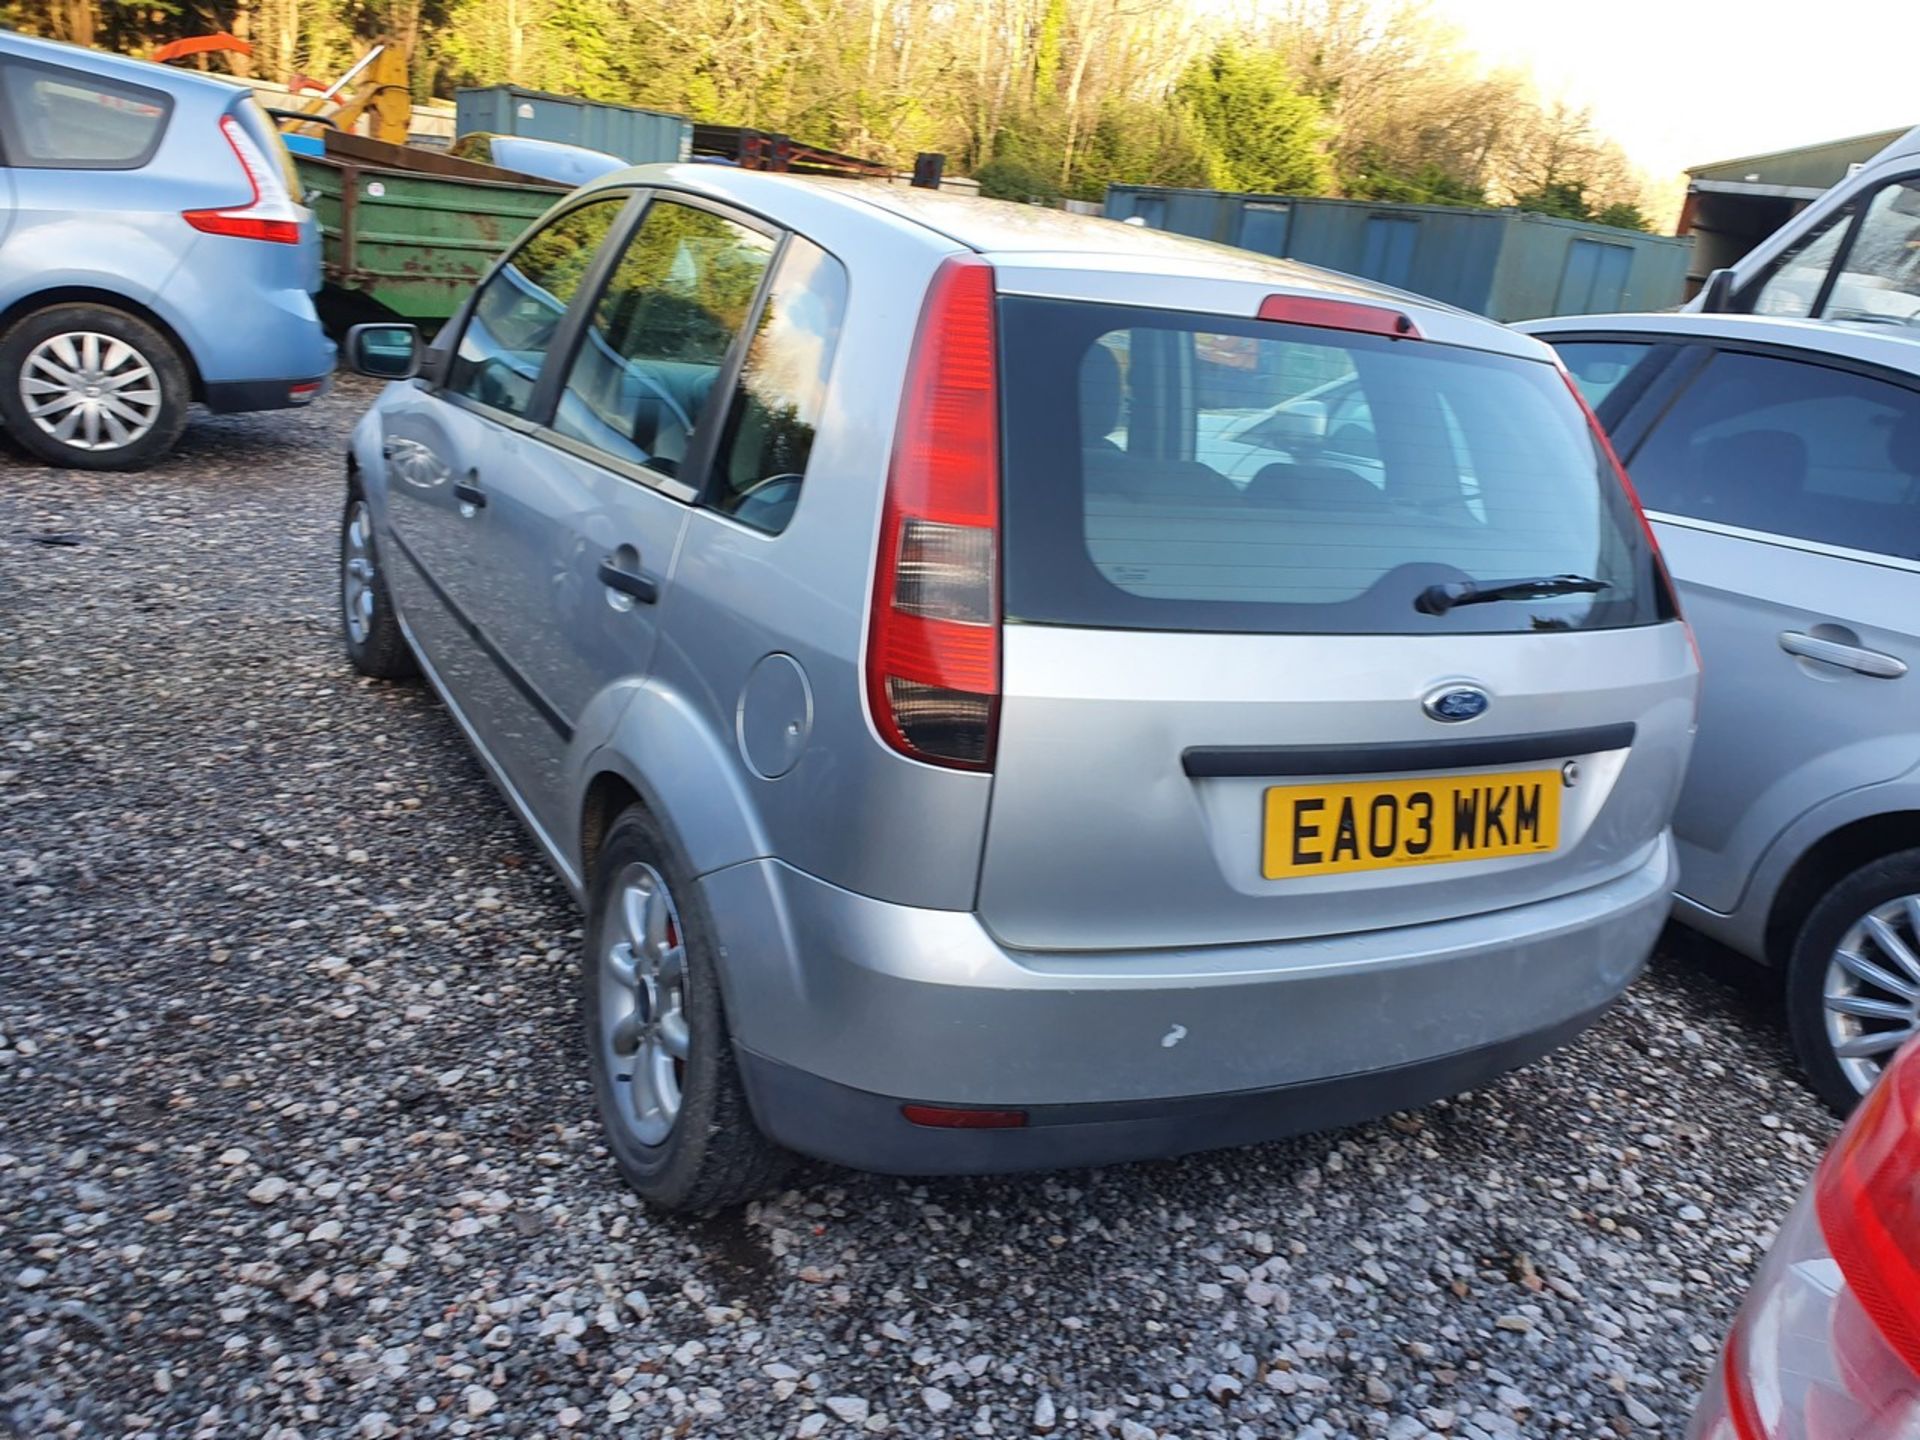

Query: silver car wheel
[342,501,378,645]
[599,862,690,1147]
[1824,894,1920,1095]
[20,331,162,452]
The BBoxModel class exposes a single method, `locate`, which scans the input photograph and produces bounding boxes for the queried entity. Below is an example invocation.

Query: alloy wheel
[342,501,378,645]
[599,862,690,1146]
[1824,894,1920,1095]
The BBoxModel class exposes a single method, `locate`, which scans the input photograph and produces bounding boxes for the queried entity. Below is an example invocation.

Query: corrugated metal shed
[454,87,692,166]
[1103,186,1690,321]
[1687,127,1910,197]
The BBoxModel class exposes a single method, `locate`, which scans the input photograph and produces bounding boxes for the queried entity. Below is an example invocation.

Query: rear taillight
[183,114,302,245]
[865,255,1000,770]
[1690,1041,1920,1440]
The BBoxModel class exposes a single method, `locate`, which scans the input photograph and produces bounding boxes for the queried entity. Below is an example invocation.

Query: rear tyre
[1786,849,1920,1117]
[581,804,789,1211]
[340,484,417,680]
[0,304,190,471]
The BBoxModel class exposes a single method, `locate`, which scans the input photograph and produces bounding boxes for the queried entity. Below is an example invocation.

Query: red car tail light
[865,255,1001,770]
[1690,1041,1920,1440]
[183,114,302,245]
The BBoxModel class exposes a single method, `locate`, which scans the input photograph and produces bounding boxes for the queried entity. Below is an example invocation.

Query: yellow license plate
[1262,769,1561,879]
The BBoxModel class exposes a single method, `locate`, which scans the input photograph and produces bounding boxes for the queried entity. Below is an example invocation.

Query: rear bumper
[203,372,333,413]
[702,836,1676,1174]
[737,1000,1613,1175]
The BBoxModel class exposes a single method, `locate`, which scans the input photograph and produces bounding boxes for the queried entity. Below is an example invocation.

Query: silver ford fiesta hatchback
[337,166,1698,1209]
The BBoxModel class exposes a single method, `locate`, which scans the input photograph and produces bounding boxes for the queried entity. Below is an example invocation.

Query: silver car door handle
[1779,631,1908,678]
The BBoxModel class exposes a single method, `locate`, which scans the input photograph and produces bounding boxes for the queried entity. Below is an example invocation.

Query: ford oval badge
[1424,685,1490,723]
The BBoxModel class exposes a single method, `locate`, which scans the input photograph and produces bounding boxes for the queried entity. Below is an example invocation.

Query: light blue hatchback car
[0,33,334,469]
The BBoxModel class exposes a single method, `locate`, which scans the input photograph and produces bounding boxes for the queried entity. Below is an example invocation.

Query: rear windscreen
[997,298,1666,635]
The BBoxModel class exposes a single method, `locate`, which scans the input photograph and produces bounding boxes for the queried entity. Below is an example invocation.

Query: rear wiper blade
[1416,573,1609,615]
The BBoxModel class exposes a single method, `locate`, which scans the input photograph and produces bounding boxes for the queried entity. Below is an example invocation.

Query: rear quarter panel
[583,186,995,908]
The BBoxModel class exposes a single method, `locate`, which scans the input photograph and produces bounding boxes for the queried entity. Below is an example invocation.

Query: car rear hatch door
[978,272,1696,951]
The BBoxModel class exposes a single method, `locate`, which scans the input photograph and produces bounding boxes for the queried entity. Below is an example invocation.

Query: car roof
[1516,310,1920,374]
[592,164,1549,361]
[0,30,244,100]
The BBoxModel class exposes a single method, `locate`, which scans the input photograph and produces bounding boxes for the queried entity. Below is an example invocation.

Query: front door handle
[598,559,659,605]
[452,479,487,510]
[1780,630,1908,678]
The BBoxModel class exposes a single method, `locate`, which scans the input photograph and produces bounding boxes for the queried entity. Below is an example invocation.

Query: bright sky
[1439,0,1918,182]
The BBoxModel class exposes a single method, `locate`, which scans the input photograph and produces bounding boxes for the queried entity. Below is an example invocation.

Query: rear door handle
[452,479,487,510]
[598,559,659,605]
[1780,630,1908,678]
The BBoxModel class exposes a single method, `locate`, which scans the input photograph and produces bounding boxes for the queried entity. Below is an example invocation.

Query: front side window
[446,197,626,417]
[1823,178,1920,324]
[1624,349,1920,559]
[999,299,1663,635]
[708,237,849,534]
[0,59,171,169]
[553,199,775,476]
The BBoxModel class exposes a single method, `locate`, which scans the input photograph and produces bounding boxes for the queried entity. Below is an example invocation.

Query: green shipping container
[454,86,692,166]
[1103,187,1691,322]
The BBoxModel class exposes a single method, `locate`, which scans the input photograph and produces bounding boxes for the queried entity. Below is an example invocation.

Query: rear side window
[1624,349,1920,559]
[0,59,171,169]
[998,299,1663,635]
[708,237,849,534]
[553,198,775,478]
[1556,340,1658,413]
[446,196,625,417]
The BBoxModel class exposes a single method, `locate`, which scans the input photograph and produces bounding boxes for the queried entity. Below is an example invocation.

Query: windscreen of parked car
[997,299,1664,634]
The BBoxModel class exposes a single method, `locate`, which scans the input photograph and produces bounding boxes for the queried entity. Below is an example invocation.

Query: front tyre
[1787,849,1920,1116]
[582,805,789,1211]
[0,304,190,470]
[340,488,417,679]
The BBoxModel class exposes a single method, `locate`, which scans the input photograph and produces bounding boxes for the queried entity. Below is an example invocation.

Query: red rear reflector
[866,255,1002,770]
[1815,1045,1920,1378]
[901,1104,1028,1130]
[1257,295,1419,338]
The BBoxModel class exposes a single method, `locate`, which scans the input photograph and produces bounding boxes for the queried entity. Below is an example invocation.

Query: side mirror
[1698,267,1737,314]
[1270,398,1329,446]
[346,323,421,379]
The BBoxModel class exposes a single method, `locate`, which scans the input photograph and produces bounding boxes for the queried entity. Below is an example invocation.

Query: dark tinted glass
[0,60,170,169]
[447,197,624,417]
[998,298,1663,635]
[1555,341,1657,413]
[708,238,848,534]
[1627,349,1920,558]
[553,199,774,476]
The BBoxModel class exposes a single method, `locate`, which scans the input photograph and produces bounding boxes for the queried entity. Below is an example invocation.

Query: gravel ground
[2,384,1840,1440]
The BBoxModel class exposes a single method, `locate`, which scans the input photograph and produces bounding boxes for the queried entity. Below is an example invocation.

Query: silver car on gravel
[1526,309,1920,1116]
[336,166,1696,1210]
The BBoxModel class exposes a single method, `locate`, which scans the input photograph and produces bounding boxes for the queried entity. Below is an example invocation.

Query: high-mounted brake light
[183,114,301,245]
[1689,1040,1920,1440]
[866,256,1001,770]
[1257,294,1420,338]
